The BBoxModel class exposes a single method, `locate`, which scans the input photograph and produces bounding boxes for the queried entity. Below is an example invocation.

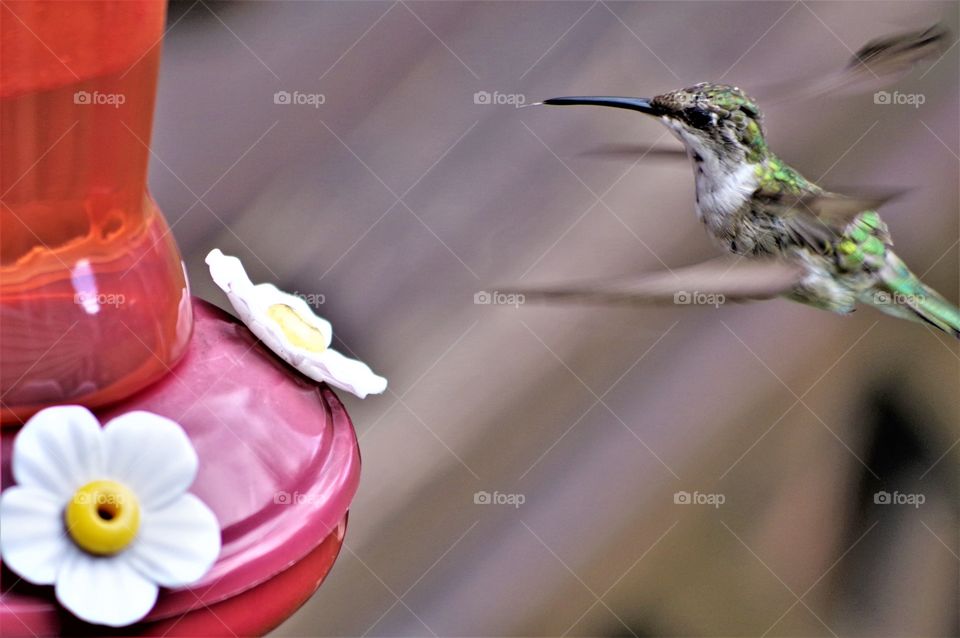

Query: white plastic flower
[0,406,221,627]
[205,249,387,398]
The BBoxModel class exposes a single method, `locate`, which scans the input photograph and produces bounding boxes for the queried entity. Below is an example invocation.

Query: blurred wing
[577,144,688,162]
[503,257,805,306]
[762,189,904,252]
[851,23,950,76]
[758,23,950,102]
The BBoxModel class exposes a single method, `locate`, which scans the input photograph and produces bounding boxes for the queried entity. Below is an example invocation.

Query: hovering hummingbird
[512,83,960,337]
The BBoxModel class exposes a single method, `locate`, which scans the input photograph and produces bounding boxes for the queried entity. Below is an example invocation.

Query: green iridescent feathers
[754,157,809,195]
[659,83,769,161]
[698,85,768,161]
[836,210,887,271]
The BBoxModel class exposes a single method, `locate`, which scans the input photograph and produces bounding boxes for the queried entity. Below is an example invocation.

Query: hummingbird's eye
[685,106,714,129]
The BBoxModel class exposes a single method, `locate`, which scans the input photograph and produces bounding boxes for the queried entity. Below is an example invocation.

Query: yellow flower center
[64,480,140,556]
[267,304,327,353]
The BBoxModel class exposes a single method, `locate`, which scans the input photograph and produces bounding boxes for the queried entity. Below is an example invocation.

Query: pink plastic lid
[0,298,361,631]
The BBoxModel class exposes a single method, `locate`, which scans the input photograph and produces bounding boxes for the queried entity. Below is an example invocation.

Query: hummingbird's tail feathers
[910,286,960,339]
[866,253,960,339]
[498,257,804,306]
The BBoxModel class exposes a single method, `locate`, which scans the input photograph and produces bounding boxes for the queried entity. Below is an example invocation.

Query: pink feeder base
[0,298,361,636]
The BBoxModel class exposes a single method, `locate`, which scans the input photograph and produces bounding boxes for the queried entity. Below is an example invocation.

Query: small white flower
[205,249,387,398]
[0,406,221,627]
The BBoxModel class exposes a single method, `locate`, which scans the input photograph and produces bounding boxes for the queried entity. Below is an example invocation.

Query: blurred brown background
[153,1,958,635]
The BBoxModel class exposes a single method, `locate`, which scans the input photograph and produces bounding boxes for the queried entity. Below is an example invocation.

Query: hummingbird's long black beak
[542,96,663,116]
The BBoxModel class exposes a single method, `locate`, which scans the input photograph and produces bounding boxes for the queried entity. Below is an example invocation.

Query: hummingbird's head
[544,83,769,168]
